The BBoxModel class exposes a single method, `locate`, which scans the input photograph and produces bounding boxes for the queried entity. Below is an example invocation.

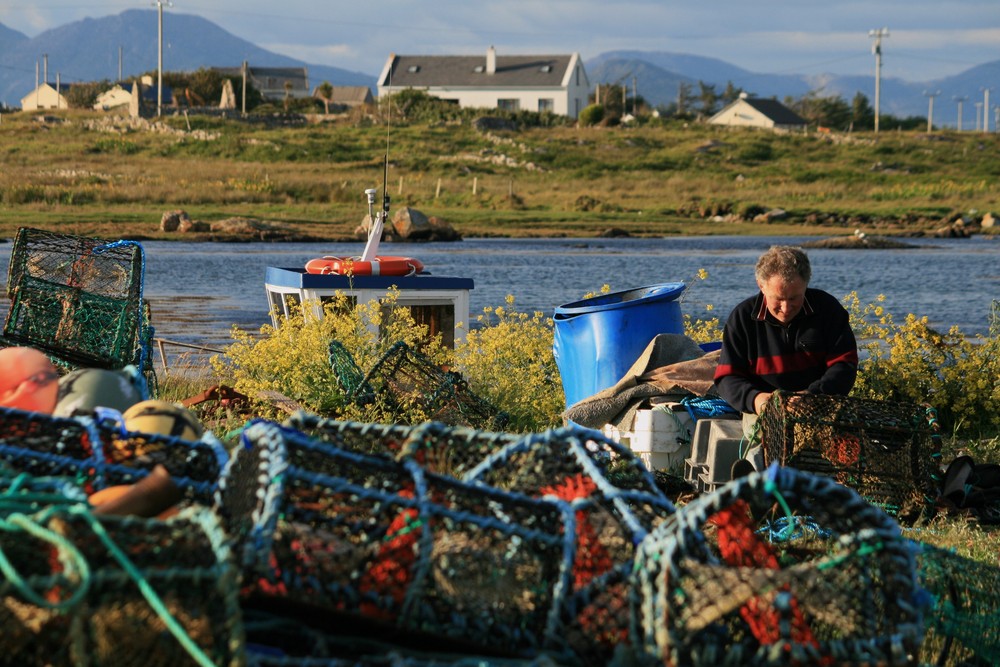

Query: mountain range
[2,10,998,126]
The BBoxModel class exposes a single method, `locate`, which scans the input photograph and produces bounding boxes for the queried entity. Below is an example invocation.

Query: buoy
[305,255,424,277]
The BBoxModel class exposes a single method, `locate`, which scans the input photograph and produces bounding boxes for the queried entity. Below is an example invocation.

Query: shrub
[579,104,605,127]
[453,295,565,432]
[845,293,1000,437]
[212,289,447,420]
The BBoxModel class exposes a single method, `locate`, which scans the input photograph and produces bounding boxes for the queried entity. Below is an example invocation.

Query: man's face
[758,274,807,325]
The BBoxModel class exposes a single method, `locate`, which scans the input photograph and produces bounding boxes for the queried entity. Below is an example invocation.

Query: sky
[2,1,999,81]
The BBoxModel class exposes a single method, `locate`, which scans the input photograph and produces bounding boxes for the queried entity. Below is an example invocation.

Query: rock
[428,216,462,242]
[160,210,190,232]
[598,227,631,238]
[391,207,433,240]
[210,217,281,235]
[982,212,996,229]
[473,116,518,132]
[178,218,210,233]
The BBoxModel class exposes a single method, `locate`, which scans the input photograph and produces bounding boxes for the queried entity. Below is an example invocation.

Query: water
[1,235,997,352]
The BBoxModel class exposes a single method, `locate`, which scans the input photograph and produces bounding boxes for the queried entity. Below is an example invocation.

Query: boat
[264,187,473,349]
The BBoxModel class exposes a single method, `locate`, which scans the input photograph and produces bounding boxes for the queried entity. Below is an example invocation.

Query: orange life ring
[305,255,424,277]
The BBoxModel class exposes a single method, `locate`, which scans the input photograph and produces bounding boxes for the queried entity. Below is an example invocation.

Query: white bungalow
[20,82,71,111]
[377,46,590,119]
[709,94,807,131]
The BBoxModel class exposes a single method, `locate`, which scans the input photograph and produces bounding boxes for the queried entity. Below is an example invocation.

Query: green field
[1,108,998,240]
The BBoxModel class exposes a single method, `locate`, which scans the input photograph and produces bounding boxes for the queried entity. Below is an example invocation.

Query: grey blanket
[562,333,719,430]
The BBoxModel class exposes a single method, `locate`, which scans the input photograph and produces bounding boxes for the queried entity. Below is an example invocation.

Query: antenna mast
[868,27,889,134]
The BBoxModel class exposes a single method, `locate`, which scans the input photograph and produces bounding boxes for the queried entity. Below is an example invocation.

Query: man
[714,245,858,417]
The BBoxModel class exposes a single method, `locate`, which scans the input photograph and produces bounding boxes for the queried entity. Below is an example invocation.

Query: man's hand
[753,392,772,415]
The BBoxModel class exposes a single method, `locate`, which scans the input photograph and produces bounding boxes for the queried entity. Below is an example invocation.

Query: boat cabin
[264,267,473,348]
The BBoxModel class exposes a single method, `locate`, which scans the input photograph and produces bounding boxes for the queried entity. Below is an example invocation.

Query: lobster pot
[632,466,924,666]
[0,405,227,504]
[217,420,576,661]
[283,413,521,478]
[915,543,1000,665]
[462,425,677,664]
[0,504,244,666]
[758,393,941,521]
[0,227,151,375]
[341,341,508,431]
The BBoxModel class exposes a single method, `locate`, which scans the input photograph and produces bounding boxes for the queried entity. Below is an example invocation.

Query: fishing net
[463,425,677,664]
[0,405,227,504]
[283,412,520,478]
[217,419,577,662]
[633,464,924,666]
[0,227,155,386]
[332,340,508,431]
[915,542,1000,666]
[756,392,942,521]
[0,477,244,667]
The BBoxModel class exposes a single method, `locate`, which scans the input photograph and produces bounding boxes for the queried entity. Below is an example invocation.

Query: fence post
[473,177,478,195]
[398,176,403,195]
[435,178,442,199]
[508,179,514,197]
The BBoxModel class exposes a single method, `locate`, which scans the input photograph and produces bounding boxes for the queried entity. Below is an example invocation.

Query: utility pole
[983,88,992,133]
[923,90,940,132]
[118,46,123,82]
[975,102,983,131]
[954,95,968,131]
[154,0,172,117]
[868,28,889,133]
[242,61,248,115]
[43,53,48,84]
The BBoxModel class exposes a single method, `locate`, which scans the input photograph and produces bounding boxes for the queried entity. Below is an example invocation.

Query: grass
[1,109,998,240]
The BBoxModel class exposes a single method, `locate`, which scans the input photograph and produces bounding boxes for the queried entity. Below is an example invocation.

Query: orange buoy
[0,347,60,414]
[305,255,424,277]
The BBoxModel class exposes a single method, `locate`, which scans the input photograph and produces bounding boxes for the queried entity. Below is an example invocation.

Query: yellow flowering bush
[845,293,1000,436]
[453,295,565,432]
[212,289,446,419]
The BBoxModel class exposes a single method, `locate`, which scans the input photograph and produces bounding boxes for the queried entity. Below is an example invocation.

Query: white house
[709,95,807,131]
[377,46,590,119]
[20,82,71,111]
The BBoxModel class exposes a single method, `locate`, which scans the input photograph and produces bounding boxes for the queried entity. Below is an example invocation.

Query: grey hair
[755,245,811,284]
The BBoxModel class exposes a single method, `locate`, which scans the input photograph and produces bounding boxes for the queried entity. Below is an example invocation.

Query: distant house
[314,85,374,109]
[20,82,71,111]
[709,95,807,131]
[377,46,590,119]
[94,77,173,113]
[213,65,310,102]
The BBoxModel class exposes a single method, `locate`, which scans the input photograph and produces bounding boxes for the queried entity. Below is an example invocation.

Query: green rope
[0,512,91,611]
[763,478,797,541]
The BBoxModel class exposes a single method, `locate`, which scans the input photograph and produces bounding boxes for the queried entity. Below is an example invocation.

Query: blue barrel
[553,282,686,408]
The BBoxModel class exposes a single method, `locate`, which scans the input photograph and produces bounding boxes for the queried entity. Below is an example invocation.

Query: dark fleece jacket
[714,288,858,414]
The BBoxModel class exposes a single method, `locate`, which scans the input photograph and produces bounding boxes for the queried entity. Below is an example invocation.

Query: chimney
[486,45,496,75]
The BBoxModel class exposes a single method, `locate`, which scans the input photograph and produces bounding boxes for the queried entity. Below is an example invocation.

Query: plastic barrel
[553,282,686,408]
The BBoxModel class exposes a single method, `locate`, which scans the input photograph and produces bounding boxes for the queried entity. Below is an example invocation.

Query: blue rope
[679,395,738,421]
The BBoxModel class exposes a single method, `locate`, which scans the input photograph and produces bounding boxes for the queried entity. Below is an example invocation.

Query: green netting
[915,542,1000,666]
[757,392,942,521]
[329,340,508,430]
[0,227,155,388]
[633,464,924,666]
[0,475,244,666]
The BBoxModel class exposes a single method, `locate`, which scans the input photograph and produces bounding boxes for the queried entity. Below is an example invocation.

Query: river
[1,235,997,355]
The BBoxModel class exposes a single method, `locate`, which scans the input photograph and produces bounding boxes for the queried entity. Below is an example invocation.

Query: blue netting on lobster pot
[461,425,676,663]
[284,413,522,478]
[0,476,244,666]
[217,420,578,662]
[633,464,924,666]
[0,405,227,504]
[914,541,1000,666]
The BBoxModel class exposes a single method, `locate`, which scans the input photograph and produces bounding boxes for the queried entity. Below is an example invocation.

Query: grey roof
[383,54,573,88]
[324,86,373,104]
[741,97,807,125]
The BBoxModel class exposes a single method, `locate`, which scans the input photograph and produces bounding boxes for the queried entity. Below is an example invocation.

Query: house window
[497,98,520,111]
[407,65,420,73]
[540,65,552,73]
[538,98,554,113]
